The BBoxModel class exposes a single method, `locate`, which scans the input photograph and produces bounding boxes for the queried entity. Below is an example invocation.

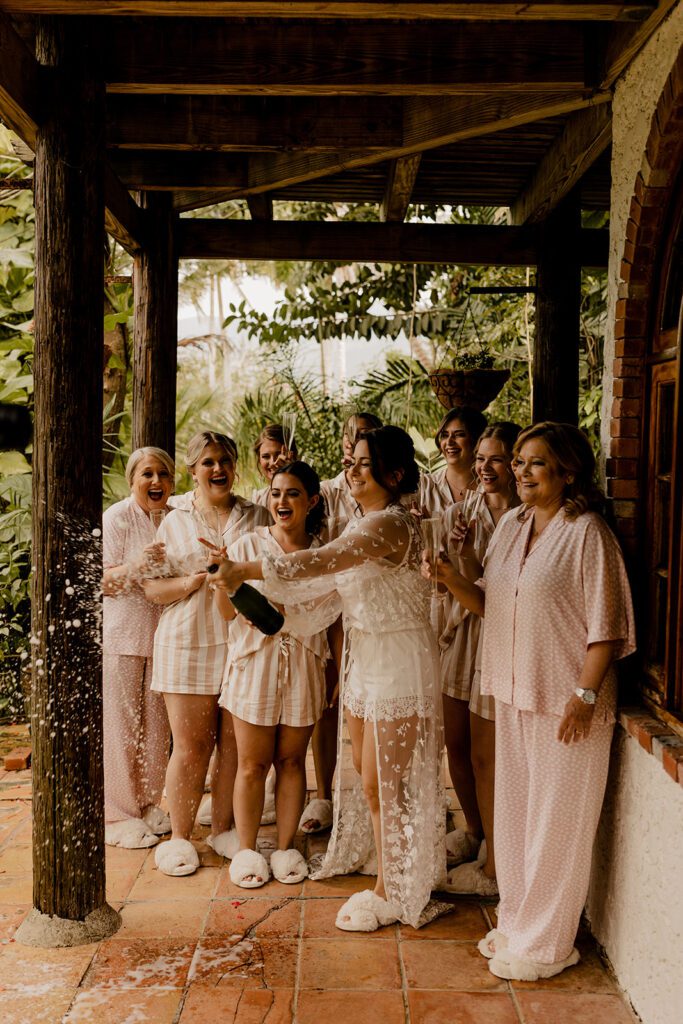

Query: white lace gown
[260,504,447,927]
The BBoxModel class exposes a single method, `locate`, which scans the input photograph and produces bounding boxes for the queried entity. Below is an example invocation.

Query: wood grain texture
[171,92,606,211]
[104,163,148,251]
[177,218,608,267]
[0,12,42,146]
[105,95,403,151]
[0,2,656,20]
[533,190,581,422]
[510,103,612,224]
[110,150,247,190]
[102,19,586,94]
[132,192,178,455]
[380,154,421,222]
[31,16,110,922]
[600,0,678,88]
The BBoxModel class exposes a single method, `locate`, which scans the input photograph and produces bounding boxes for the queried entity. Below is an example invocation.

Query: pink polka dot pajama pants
[494,701,614,964]
[103,654,170,823]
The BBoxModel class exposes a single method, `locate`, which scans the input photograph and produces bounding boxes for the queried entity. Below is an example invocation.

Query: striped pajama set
[219,528,329,728]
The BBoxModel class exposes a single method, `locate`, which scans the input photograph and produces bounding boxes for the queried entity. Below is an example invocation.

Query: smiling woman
[141,431,270,877]
[101,446,175,851]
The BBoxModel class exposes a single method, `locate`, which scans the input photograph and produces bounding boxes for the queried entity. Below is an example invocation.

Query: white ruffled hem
[344,691,435,721]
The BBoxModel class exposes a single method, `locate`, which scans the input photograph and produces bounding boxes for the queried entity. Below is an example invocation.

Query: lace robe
[260,504,446,927]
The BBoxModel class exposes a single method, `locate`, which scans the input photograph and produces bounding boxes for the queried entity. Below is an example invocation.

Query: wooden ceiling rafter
[0,13,147,252]
[170,92,610,211]
[0,2,658,21]
[177,218,609,267]
[380,154,422,222]
[101,20,588,96]
[510,103,613,225]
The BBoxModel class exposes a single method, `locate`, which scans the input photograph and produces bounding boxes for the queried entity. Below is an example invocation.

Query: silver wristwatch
[575,687,597,705]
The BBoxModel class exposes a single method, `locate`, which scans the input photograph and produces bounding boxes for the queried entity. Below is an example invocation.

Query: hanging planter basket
[428,367,510,412]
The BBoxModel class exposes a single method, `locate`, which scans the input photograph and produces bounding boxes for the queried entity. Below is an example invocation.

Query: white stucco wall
[586,728,683,1024]
[591,11,683,1024]
[600,2,683,457]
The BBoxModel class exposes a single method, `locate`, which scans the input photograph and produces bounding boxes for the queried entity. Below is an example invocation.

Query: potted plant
[428,351,510,412]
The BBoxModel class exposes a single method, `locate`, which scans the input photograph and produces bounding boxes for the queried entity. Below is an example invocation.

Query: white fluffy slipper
[229,848,270,889]
[270,848,308,884]
[336,890,399,933]
[105,818,159,849]
[207,828,240,860]
[299,798,333,834]
[489,946,580,981]
[197,795,212,827]
[142,805,171,836]
[446,828,481,866]
[445,861,499,897]
[154,838,200,877]
[477,927,507,960]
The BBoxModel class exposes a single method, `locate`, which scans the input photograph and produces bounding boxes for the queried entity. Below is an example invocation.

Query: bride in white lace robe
[216,427,446,929]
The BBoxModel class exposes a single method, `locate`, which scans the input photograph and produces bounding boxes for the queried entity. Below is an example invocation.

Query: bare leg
[443,693,482,840]
[210,708,238,837]
[306,618,343,827]
[360,720,386,900]
[163,694,217,840]
[232,716,276,852]
[273,723,315,850]
[470,712,496,878]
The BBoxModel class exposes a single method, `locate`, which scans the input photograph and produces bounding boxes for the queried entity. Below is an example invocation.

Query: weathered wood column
[17,17,120,946]
[533,190,581,424]
[132,192,178,456]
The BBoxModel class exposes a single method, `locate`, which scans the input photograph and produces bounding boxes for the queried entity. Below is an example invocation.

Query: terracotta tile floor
[0,735,640,1024]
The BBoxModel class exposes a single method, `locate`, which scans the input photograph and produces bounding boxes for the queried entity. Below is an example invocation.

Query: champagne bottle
[207,564,284,636]
[228,582,284,636]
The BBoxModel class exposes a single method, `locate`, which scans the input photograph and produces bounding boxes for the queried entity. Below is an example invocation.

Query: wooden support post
[17,17,120,947]
[533,190,581,424]
[132,192,178,456]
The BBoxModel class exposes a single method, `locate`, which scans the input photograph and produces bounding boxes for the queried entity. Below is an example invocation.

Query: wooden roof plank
[109,150,247,190]
[600,0,679,88]
[510,102,612,224]
[171,91,609,210]
[177,218,609,267]
[247,194,273,220]
[103,20,587,95]
[0,2,656,21]
[106,95,403,152]
[0,12,41,147]
[104,164,148,252]
[380,154,422,222]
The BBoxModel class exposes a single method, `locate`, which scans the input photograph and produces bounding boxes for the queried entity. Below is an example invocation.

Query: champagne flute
[149,509,166,536]
[421,516,442,596]
[281,412,297,455]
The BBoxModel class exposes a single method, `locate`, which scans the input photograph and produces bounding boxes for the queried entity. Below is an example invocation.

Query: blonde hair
[125,446,175,487]
[185,431,238,470]
[513,422,603,519]
[343,411,382,446]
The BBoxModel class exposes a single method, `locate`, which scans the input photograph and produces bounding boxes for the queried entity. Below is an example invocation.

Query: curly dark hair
[357,425,420,498]
[271,460,327,536]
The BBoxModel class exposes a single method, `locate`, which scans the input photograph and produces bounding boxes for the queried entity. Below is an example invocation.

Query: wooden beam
[132,192,178,454]
[106,95,403,152]
[600,0,679,88]
[0,13,42,147]
[177,219,609,267]
[1,2,657,21]
[109,151,247,190]
[173,91,611,211]
[18,16,120,946]
[104,164,148,252]
[247,194,273,221]
[103,20,587,95]
[533,191,581,423]
[510,103,612,225]
[380,154,421,222]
